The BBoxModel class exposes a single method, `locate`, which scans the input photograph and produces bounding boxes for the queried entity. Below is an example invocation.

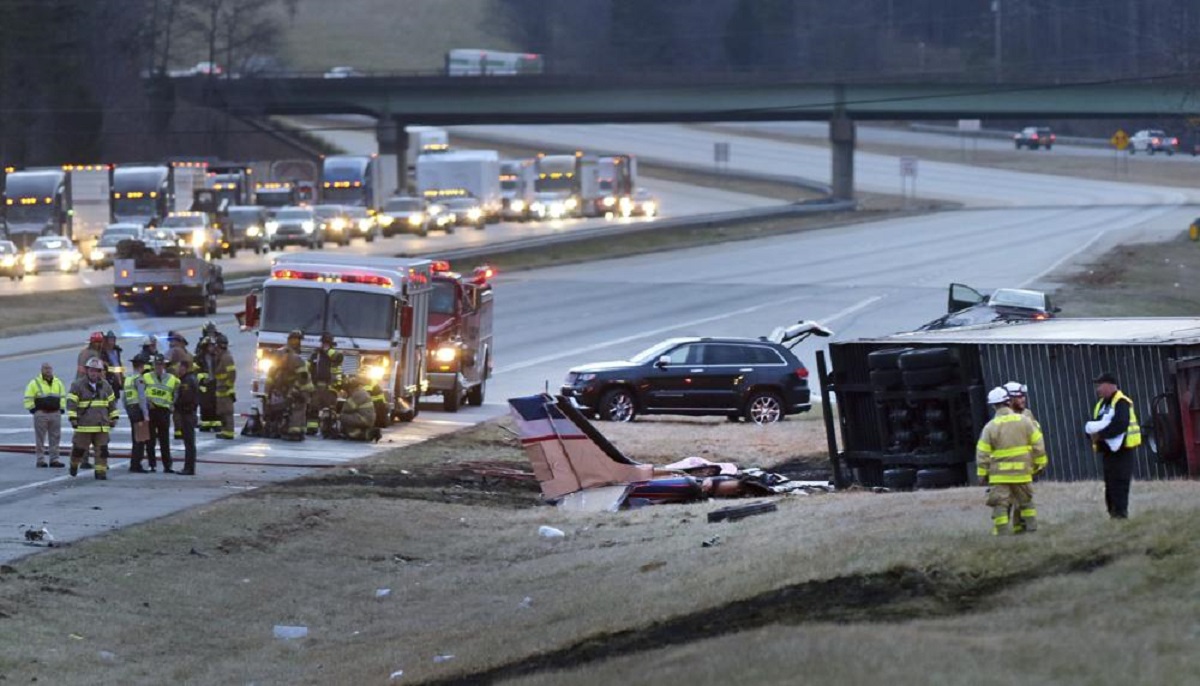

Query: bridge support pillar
[829,113,856,202]
[376,116,407,195]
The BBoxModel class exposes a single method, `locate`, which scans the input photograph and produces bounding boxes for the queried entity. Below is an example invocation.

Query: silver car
[25,236,83,275]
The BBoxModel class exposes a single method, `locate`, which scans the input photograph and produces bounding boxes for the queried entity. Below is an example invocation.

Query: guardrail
[907,123,1112,149]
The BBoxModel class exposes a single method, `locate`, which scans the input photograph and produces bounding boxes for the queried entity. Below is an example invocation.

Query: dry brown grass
[1050,231,1200,317]
[2,414,1199,685]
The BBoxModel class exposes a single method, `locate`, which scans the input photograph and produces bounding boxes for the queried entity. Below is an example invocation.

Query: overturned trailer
[818,318,1200,489]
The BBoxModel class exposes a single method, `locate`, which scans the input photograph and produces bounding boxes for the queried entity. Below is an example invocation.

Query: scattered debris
[389,669,404,680]
[556,485,632,512]
[23,528,54,546]
[639,560,667,572]
[375,589,391,599]
[707,501,778,523]
[701,536,722,548]
[69,634,84,641]
[97,650,117,663]
[273,625,308,640]
[518,596,533,609]
[433,654,455,664]
[537,526,565,539]
[189,547,208,558]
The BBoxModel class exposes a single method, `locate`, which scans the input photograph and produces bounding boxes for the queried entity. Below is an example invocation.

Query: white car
[24,236,82,275]
[90,223,144,269]
[1129,129,1178,155]
[324,66,363,78]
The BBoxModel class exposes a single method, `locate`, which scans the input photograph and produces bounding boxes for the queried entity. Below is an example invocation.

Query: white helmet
[986,386,1010,405]
[1003,381,1027,397]
[141,335,156,347]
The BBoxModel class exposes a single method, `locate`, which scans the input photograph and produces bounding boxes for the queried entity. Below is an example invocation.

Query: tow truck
[427,260,494,411]
[112,240,224,315]
[240,254,433,423]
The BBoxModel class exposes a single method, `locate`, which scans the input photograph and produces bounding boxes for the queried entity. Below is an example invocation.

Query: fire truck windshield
[261,286,325,333]
[430,280,456,315]
[328,291,395,340]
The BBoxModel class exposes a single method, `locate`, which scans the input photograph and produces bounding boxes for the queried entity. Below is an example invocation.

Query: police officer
[280,329,313,442]
[143,355,179,473]
[166,331,194,439]
[307,332,343,435]
[24,362,66,468]
[174,359,201,475]
[976,386,1046,535]
[339,375,381,441]
[1085,372,1142,519]
[66,358,119,479]
[123,355,153,473]
[195,337,220,432]
[212,333,237,440]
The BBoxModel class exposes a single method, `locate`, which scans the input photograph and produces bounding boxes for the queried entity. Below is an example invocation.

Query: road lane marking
[495,294,884,375]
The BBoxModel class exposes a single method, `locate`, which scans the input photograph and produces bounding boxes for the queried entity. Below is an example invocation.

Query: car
[0,240,26,280]
[226,205,270,254]
[342,205,378,242]
[561,321,833,424]
[89,224,144,269]
[313,204,352,247]
[444,196,486,229]
[426,201,457,233]
[323,66,363,78]
[1013,126,1055,150]
[917,283,1059,331]
[376,196,431,237]
[1129,129,1179,155]
[620,187,659,218]
[530,191,571,220]
[140,228,179,256]
[266,206,322,250]
[161,212,228,258]
[24,236,82,275]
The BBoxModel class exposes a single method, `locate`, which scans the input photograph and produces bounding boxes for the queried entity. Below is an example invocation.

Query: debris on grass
[273,625,308,640]
[538,526,565,539]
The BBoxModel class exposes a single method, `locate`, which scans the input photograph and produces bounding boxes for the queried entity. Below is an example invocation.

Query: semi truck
[112,240,225,315]
[416,150,502,222]
[111,162,206,226]
[533,151,600,218]
[595,154,638,217]
[2,165,111,254]
[320,154,398,212]
[240,253,433,425]
[405,126,450,172]
[499,158,536,221]
[427,260,494,412]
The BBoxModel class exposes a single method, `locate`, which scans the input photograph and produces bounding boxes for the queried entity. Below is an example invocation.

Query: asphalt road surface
[2,121,1194,561]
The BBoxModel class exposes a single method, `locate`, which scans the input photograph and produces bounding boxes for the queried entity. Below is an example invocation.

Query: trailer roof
[271,253,431,274]
[857,318,1200,345]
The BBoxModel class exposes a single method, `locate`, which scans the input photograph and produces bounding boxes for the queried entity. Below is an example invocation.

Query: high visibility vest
[1093,390,1142,449]
[24,376,66,412]
[143,372,180,409]
[122,375,141,406]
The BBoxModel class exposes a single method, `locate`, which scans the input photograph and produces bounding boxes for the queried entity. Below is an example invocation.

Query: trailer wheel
[443,383,462,412]
[870,369,903,391]
[915,467,961,489]
[901,366,956,389]
[867,347,911,370]
[882,468,918,491]
[898,347,956,370]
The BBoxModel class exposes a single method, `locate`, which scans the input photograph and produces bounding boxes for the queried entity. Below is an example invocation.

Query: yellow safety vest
[1093,390,1141,449]
[142,371,180,409]
[24,376,66,412]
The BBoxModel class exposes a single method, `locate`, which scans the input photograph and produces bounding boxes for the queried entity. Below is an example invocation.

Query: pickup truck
[112,240,224,315]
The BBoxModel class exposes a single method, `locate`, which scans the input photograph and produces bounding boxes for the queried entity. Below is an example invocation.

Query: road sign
[957,119,982,132]
[1111,129,1129,151]
[900,156,918,177]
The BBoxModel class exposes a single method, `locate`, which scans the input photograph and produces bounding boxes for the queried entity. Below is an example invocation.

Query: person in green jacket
[24,362,66,468]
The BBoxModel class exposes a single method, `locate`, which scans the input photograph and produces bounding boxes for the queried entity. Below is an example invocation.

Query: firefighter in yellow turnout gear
[339,375,382,442]
[976,386,1047,535]
[273,330,314,441]
[212,333,237,439]
[307,332,344,435]
[195,337,221,433]
[1003,381,1045,533]
[66,358,120,479]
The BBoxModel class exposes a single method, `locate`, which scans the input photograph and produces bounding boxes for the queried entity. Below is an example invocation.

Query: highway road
[1,121,1193,561]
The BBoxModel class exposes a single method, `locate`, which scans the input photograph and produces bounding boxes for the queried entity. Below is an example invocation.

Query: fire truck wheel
[443,385,462,412]
[466,378,486,406]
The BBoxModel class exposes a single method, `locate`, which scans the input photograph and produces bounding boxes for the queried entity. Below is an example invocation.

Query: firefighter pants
[71,431,110,473]
[199,393,218,432]
[149,407,173,469]
[986,483,1035,534]
[1101,447,1134,518]
[216,395,235,439]
[308,386,336,434]
[286,401,308,440]
[340,413,373,441]
[33,411,61,464]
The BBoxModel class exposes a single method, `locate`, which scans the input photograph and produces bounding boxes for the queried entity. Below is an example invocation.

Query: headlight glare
[435,347,458,363]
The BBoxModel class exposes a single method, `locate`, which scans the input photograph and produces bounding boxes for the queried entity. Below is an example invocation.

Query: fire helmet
[89,332,104,344]
[986,386,1010,405]
[84,357,106,371]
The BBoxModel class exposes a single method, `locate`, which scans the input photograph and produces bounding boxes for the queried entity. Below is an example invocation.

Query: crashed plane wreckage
[507,394,832,511]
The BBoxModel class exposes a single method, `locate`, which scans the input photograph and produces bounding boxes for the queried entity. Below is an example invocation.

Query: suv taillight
[795,367,809,380]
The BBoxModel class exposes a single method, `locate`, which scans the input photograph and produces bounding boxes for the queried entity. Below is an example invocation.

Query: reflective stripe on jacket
[24,376,66,412]
[142,371,180,410]
[976,407,1046,484]
[215,350,237,396]
[66,378,119,432]
[1093,390,1142,449]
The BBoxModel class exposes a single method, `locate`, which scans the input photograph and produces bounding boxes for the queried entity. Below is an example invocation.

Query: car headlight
[0,255,14,268]
[246,225,261,237]
[358,218,372,232]
[619,197,634,209]
[428,204,443,216]
[467,208,483,221]
[643,201,657,214]
[257,357,273,374]
[366,364,387,382]
[565,197,579,210]
[265,221,279,235]
[602,196,616,207]
[301,220,315,234]
[578,373,597,382]
[59,254,73,268]
[530,202,544,213]
[191,231,206,248]
[23,254,36,269]
[434,346,458,363]
[378,214,395,227]
[510,199,525,212]
[331,218,347,231]
[90,249,104,261]
[407,213,424,225]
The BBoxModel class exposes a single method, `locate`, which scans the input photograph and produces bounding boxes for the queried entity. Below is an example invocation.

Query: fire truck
[241,254,433,423]
[427,260,495,411]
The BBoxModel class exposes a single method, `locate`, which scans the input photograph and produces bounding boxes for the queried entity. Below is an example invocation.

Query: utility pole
[992,0,1003,83]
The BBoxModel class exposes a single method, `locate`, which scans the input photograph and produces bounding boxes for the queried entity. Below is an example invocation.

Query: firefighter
[307,332,344,435]
[339,375,381,442]
[143,355,179,473]
[195,336,220,432]
[213,333,237,439]
[1085,372,1142,519]
[24,362,66,468]
[976,386,1046,535]
[166,331,194,439]
[174,359,201,475]
[1002,380,1047,534]
[279,329,313,442]
[123,354,153,473]
[66,358,119,479]
[76,331,104,380]
[197,320,221,355]
[365,377,389,428]
[100,330,124,393]
[139,334,159,360]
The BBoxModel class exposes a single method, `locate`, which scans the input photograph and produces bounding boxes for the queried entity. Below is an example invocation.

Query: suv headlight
[577,373,597,382]
[407,213,424,225]
[23,253,36,270]
[301,220,315,234]
[331,218,347,231]
[378,214,395,227]
[510,199,525,212]
[358,218,373,232]
[0,255,14,268]
[565,197,579,210]
[467,208,483,221]
[246,225,261,237]
[191,230,207,248]
[265,220,279,235]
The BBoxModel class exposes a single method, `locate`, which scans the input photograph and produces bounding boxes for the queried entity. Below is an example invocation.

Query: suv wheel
[744,391,783,425]
[598,388,636,422]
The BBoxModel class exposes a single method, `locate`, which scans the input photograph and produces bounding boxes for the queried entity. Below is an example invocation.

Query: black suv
[561,322,832,424]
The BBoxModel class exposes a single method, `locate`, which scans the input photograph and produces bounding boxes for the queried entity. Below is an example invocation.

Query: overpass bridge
[176,74,1200,199]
